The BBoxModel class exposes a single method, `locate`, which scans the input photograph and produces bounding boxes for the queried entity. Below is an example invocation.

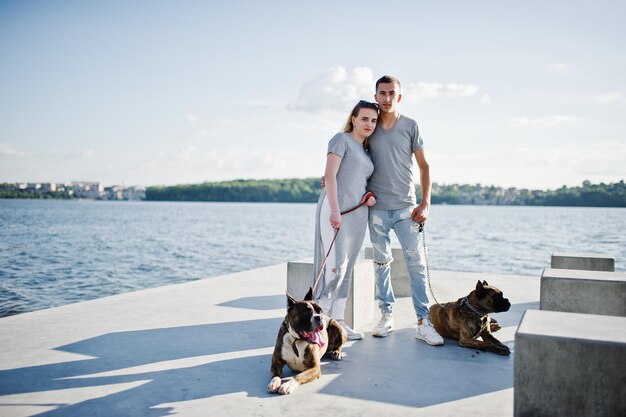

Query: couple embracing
[313,75,443,346]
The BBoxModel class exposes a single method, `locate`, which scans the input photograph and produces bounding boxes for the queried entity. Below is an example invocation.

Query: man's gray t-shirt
[367,114,423,210]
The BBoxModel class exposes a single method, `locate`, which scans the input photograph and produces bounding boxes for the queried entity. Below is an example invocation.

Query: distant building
[41,182,57,192]
[72,182,104,199]
[104,185,146,200]
[105,186,125,200]
[4,181,145,200]
[123,187,145,201]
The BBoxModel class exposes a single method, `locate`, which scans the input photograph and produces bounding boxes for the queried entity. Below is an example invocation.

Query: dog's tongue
[303,329,325,348]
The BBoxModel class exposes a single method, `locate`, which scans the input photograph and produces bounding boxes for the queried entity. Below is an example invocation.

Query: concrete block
[514,309,626,417]
[551,252,614,271]
[286,257,376,331]
[286,258,316,302]
[540,268,626,316]
[364,247,411,297]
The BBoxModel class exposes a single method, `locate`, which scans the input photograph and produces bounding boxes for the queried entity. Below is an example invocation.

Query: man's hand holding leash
[411,202,429,224]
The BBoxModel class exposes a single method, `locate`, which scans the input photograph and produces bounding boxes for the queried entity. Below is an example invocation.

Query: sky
[1,0,625,190]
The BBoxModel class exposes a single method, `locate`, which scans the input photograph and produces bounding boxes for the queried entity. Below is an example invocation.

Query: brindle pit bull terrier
[429,280,511,355]
[267,287,347,395]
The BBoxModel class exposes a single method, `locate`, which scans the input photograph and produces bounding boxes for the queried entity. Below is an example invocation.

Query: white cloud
[64,149,95,160]
[593,92,623,104]
[177,145,197,160]
[240,99,284,110]
[147,146,221,171]
[480,94,492,105]
[431,141,626,189]
[180,113,219,140]
[289,68,486,111]
[266,116,339,133]
[259,151,295,170]
[288,66,374,113]
[142,145,323,184]
[0,143,27,157]
[404,82,480,103]
[548,63,568,72]
[182,129,218,140]
[235,149,323,179]
[509,115,578,128]
[514,142,626,178]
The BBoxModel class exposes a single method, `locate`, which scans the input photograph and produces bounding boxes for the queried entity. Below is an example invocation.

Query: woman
[313,100,378,340]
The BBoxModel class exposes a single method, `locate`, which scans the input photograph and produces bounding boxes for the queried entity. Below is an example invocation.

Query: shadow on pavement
[0,298,536,415]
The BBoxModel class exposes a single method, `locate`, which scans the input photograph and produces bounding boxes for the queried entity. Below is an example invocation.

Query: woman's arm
[324,153,342,229]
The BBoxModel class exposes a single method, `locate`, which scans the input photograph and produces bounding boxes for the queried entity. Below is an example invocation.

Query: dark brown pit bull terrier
[429,280,511,355]
[267,287,347,394]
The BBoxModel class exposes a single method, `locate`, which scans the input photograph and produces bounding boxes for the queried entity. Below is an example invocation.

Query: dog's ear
[476,280,486,297]
[482,280,489,286]
[304,287,314,301]
[286,292,297,308]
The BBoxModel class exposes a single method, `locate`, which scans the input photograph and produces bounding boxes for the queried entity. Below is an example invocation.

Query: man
[367,75,443,345]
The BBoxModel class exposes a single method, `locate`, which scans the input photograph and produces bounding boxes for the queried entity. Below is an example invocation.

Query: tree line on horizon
[0,183,70,200]
[146,178,322,203]
[144,179,626,207]
[3,179,625,207]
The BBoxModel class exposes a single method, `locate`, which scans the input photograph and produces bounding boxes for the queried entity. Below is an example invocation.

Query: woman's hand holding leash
[357,191,376,208]
[329,210,341,230]
[330,191,376,230]
[313,191,376,293]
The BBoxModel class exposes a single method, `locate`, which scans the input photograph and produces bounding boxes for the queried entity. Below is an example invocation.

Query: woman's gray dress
[313,132,374,303]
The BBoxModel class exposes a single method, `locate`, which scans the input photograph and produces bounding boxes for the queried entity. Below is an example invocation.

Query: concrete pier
[0,264,539,417]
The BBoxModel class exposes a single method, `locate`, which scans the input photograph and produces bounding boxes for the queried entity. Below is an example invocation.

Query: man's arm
[412,148,431,223]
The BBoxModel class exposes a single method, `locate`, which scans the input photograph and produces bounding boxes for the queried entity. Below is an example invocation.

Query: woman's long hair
[343,100,379,149]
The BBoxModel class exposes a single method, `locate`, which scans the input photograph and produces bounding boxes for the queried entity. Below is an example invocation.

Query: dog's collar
[285,323,302,357]
[459,297,487,318]
[286,322,298,338]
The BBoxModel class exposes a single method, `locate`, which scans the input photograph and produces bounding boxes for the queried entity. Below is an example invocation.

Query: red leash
[311,191,375,293]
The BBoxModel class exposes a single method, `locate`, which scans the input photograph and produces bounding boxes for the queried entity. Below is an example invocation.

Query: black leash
[421,223,485,313]
[419,221,444,307]
[312,192,375,293]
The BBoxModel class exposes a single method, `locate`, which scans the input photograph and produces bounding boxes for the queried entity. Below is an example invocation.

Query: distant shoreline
[3,179,625,207]
[145,178,626,207]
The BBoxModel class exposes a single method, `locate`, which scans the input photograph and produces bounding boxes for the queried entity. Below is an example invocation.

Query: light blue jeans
[368,206,430,320]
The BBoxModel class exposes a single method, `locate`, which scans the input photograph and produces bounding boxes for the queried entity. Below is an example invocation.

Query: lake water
[1,199,625,317]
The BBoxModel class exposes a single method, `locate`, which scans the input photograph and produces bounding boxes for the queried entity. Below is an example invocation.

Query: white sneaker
[416,318,444,346]
[338,320,364,340]
[372,312,394,337]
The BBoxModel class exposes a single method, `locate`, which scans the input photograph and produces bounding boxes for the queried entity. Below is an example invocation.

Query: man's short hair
[376,75,401,93]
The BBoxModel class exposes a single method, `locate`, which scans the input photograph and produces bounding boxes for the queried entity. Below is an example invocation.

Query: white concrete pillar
[286,258,376,331]
[540,268,626,316]
[515,309,626,417]
[551,252,615,271]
